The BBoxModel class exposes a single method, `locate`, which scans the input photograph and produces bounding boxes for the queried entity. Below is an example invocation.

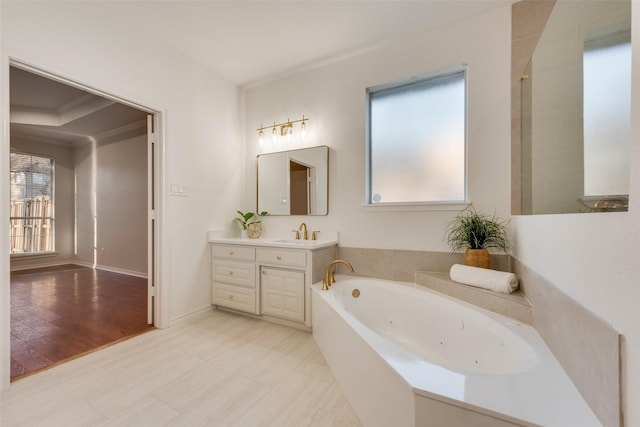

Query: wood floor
[0,308,362,426]
[10,264,152,381]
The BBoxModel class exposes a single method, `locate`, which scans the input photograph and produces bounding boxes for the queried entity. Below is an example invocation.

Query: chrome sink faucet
[322,259,355,291]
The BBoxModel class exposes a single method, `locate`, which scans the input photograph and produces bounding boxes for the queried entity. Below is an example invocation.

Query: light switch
[171,183,189,197]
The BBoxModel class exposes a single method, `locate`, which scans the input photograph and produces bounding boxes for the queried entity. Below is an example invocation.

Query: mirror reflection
[257,145,328,215]
[520,0,630,214]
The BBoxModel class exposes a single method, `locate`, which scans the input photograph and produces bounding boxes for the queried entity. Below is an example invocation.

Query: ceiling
[10,67,148,146]
[97,0,513,87]
[9,1,513,145]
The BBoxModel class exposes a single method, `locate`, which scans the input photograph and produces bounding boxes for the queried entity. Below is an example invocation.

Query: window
[10,152,55,254]
[366,66,467,205]
[583,33,631,197]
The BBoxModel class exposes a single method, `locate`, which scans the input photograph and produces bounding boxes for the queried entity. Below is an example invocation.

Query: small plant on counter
[445,207,510,269]
[235,210,269,230]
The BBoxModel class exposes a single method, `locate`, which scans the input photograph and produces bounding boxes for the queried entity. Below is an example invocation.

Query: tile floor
[0,309,362,426]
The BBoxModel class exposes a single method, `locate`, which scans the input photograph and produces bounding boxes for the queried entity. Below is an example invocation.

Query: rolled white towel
[449,264,519,294]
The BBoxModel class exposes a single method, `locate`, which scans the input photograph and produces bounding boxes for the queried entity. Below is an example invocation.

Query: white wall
[244,6,511,251]
[244,3,640,425]
[9,136,75,269]
[512,3,640,424]
[0,1,244,388]
[96,135,147,275]
[74,142,95,267]
[74,134,148,276]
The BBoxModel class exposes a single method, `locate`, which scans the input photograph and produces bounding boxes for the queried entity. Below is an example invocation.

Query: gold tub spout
[322,259,355,291]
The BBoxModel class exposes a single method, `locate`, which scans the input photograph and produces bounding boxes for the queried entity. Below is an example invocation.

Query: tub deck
[312,276,602,427]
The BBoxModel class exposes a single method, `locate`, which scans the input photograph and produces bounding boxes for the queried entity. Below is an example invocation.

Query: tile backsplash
[336,246,510,282]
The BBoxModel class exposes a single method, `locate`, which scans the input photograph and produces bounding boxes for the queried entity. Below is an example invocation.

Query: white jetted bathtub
[312,276,601,427]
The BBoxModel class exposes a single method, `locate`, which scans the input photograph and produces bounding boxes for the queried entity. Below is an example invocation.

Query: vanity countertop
[207,232,338,250]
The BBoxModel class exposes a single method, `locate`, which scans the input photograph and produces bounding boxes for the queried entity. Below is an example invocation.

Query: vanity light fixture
[258,122,278,145]
[257,115,310,141]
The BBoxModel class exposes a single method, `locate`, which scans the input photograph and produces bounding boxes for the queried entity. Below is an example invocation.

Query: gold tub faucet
[322,259,355,291]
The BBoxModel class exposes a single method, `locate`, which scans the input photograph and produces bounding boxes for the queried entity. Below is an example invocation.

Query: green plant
[235,210,268,230]
[445,207,510,252]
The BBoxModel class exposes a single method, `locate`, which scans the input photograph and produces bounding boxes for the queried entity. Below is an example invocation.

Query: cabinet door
[260,267,305,322]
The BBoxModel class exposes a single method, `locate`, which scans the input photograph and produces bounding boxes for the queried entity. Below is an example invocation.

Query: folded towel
[449,264,519,294]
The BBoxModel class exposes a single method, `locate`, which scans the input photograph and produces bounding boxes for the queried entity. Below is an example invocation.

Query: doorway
[290,159,315,215]
[7,62,162,380]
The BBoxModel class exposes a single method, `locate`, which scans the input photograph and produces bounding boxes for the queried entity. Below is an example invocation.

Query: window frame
[10,150,56,257]
[365,64,469,210]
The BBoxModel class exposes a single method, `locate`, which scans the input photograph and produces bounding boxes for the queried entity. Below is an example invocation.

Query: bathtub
[312,276,601,427]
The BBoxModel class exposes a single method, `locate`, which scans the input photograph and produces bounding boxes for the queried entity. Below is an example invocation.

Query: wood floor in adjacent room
[0,308,362,426]
[10,264,153,381]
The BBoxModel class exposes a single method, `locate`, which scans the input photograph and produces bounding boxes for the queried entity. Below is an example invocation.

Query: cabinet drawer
[256,248,307,268]
[213,283,257,314]
[212,244,255,261]
[212,260,256,288]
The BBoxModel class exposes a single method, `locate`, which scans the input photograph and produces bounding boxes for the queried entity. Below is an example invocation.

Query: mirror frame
[256,145,329,216]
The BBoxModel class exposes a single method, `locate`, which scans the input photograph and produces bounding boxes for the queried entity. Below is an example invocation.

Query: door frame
[0,58,169,389]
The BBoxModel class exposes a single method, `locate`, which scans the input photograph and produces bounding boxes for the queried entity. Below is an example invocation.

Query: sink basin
[272,239,319,245]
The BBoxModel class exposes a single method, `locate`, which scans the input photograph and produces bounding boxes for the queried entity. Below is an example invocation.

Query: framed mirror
[514,0,631,215]
[257,145,328,215]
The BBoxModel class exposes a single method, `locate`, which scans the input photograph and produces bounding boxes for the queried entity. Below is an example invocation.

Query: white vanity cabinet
[210,239,337,329]
[211,244,258,314]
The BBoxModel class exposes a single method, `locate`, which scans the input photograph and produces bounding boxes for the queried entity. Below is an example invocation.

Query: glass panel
[10,152,55,253]
[369,71,465,204]
[583,41,631,197]
[257,146,328,215]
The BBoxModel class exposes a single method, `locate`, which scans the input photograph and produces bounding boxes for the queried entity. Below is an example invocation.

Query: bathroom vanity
[208,234,337,329]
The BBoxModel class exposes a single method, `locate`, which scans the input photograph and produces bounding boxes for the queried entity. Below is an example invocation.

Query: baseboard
[10,260,75,272]
[170,305,215,325]
[11,259,148,279]
[72,261,148,279]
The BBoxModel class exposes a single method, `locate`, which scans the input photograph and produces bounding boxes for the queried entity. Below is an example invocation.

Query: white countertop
[207,231,338,250]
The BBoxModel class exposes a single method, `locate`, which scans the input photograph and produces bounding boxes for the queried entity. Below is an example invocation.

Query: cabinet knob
[229,251,234,256]
[229,294,234,300]
[276,256,282,261]
[228,271,234,276]
[262,270,267,275]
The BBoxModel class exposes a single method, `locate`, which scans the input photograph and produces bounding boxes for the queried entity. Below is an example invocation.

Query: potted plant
[235,210,268,238]
[445,207,510,269]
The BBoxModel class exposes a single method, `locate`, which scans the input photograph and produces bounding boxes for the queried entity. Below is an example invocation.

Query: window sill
[11,251,59,260]
[362,201,470,212]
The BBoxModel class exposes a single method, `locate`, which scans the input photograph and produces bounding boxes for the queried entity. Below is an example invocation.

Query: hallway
[10,265,151,380]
